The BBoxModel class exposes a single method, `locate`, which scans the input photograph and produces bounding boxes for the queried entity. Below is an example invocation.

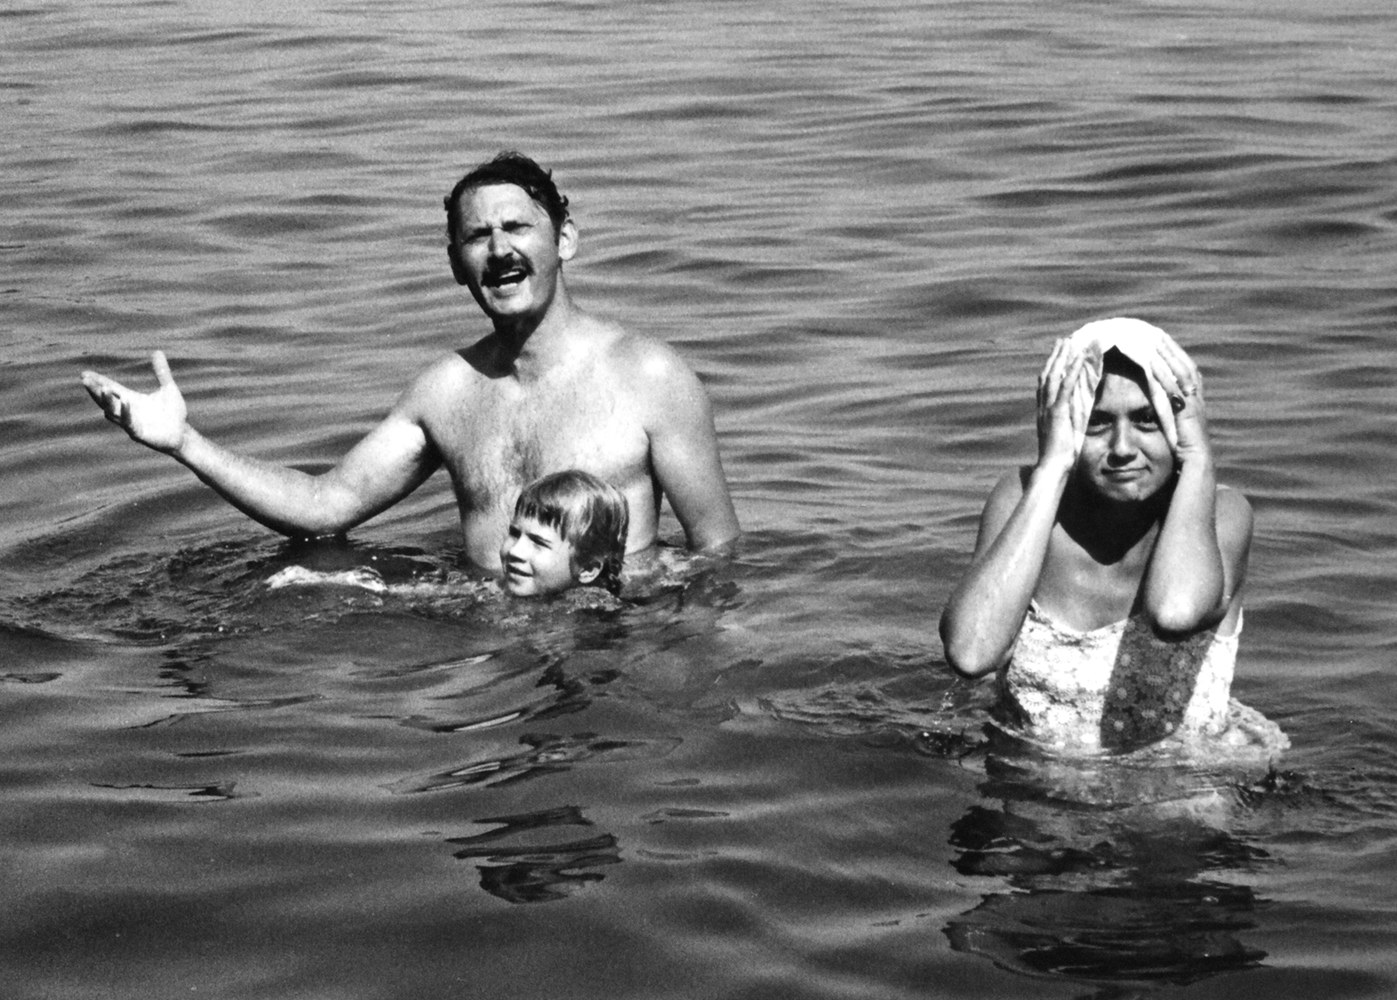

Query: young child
[500,470,629,598]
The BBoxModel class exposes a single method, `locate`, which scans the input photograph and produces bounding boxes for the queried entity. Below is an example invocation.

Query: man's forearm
[173,427,362,537]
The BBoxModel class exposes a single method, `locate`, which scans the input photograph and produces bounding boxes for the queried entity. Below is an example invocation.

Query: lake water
[4,1,1397,997]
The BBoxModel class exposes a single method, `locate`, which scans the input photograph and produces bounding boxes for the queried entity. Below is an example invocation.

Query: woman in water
[939,318,1269,755]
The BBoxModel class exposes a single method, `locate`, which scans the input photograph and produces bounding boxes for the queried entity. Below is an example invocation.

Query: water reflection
[447,805,622,905]
[945,734,1271,998]
[390,730,683,794]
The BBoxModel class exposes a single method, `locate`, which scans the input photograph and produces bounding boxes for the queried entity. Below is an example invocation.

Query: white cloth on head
[1067,317,1180,449]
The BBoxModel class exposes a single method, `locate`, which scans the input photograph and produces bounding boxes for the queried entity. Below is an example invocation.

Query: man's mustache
[483,257,528,282]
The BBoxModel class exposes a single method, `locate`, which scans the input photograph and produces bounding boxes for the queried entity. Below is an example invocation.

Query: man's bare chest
[429,377,650,503]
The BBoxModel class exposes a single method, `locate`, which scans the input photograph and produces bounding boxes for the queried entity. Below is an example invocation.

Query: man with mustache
[80,152,740,572]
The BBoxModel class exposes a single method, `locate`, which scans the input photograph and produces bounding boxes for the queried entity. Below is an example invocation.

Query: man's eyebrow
[463,216,531,236]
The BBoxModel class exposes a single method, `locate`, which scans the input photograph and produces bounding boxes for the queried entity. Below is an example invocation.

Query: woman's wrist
[1173,441,1215,476]
[1031,453,1075,486]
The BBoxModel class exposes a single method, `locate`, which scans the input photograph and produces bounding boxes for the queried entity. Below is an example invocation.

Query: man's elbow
[263,510,356,541]
[689,523,740,555]
[290,480,372,538]
[682,500,740,553]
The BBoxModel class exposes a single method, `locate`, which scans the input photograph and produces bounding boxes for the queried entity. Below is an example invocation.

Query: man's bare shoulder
[392,350,489,415]
[596,320,701,387]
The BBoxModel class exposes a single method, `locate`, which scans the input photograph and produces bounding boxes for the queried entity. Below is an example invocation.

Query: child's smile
[499,515,578,597]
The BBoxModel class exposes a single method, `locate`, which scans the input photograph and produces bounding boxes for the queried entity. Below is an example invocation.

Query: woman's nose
[1108,422,1135,456]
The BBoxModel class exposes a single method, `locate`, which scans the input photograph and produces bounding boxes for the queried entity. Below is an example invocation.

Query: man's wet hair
[445,151,571,242]
[513,470,628,595]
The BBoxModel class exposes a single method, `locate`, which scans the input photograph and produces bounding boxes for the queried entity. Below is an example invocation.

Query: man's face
[499,515,579,597]
[1075,372,1176,503]
[449,184,576,323]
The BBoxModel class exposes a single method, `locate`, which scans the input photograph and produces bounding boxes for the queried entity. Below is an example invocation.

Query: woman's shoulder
[1215,483,1252,512]
[1214,484,1255,548]
[987,466,1033,505]
[974,467,1032,540]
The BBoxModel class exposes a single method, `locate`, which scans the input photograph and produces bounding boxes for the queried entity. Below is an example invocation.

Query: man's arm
[81,351,441,537]
[635,343,740,553]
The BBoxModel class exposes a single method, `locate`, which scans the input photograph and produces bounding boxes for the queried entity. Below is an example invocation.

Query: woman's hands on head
[1146,331,1212,466]
[1036,338,1099,474]
[1037,328,1213,470]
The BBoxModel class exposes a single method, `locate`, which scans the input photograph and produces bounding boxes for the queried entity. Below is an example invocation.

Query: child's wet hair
[513,470,629,594]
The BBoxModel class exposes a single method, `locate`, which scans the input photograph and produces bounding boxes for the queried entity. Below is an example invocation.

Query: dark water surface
[4,2,1397,997]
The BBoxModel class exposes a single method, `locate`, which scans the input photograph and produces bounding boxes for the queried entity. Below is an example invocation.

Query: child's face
[499,515,584,597]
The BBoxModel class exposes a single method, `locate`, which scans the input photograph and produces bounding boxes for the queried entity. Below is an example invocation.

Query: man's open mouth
[484,264,528,288]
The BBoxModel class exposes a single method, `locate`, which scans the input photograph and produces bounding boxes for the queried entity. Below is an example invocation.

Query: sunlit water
[3,2,1397,997]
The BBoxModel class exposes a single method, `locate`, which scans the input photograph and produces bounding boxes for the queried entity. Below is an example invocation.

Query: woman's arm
[1139,337,1249,633]
[939,466,1065,678]
[939,341,1095,678]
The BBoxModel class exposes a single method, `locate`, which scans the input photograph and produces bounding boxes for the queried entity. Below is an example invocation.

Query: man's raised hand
[81,350,189,454]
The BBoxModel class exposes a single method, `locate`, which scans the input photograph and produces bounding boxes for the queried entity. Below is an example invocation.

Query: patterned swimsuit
[996,602,1238,754]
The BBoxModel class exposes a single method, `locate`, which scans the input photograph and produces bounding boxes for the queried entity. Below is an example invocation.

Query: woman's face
[1075,371,1176,502]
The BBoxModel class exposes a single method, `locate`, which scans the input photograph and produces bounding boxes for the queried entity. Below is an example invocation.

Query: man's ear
[575,561,601,585]
[557,219,578,262]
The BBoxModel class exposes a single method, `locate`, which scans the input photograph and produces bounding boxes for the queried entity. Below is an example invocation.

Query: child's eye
[1135,415,1160,430]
